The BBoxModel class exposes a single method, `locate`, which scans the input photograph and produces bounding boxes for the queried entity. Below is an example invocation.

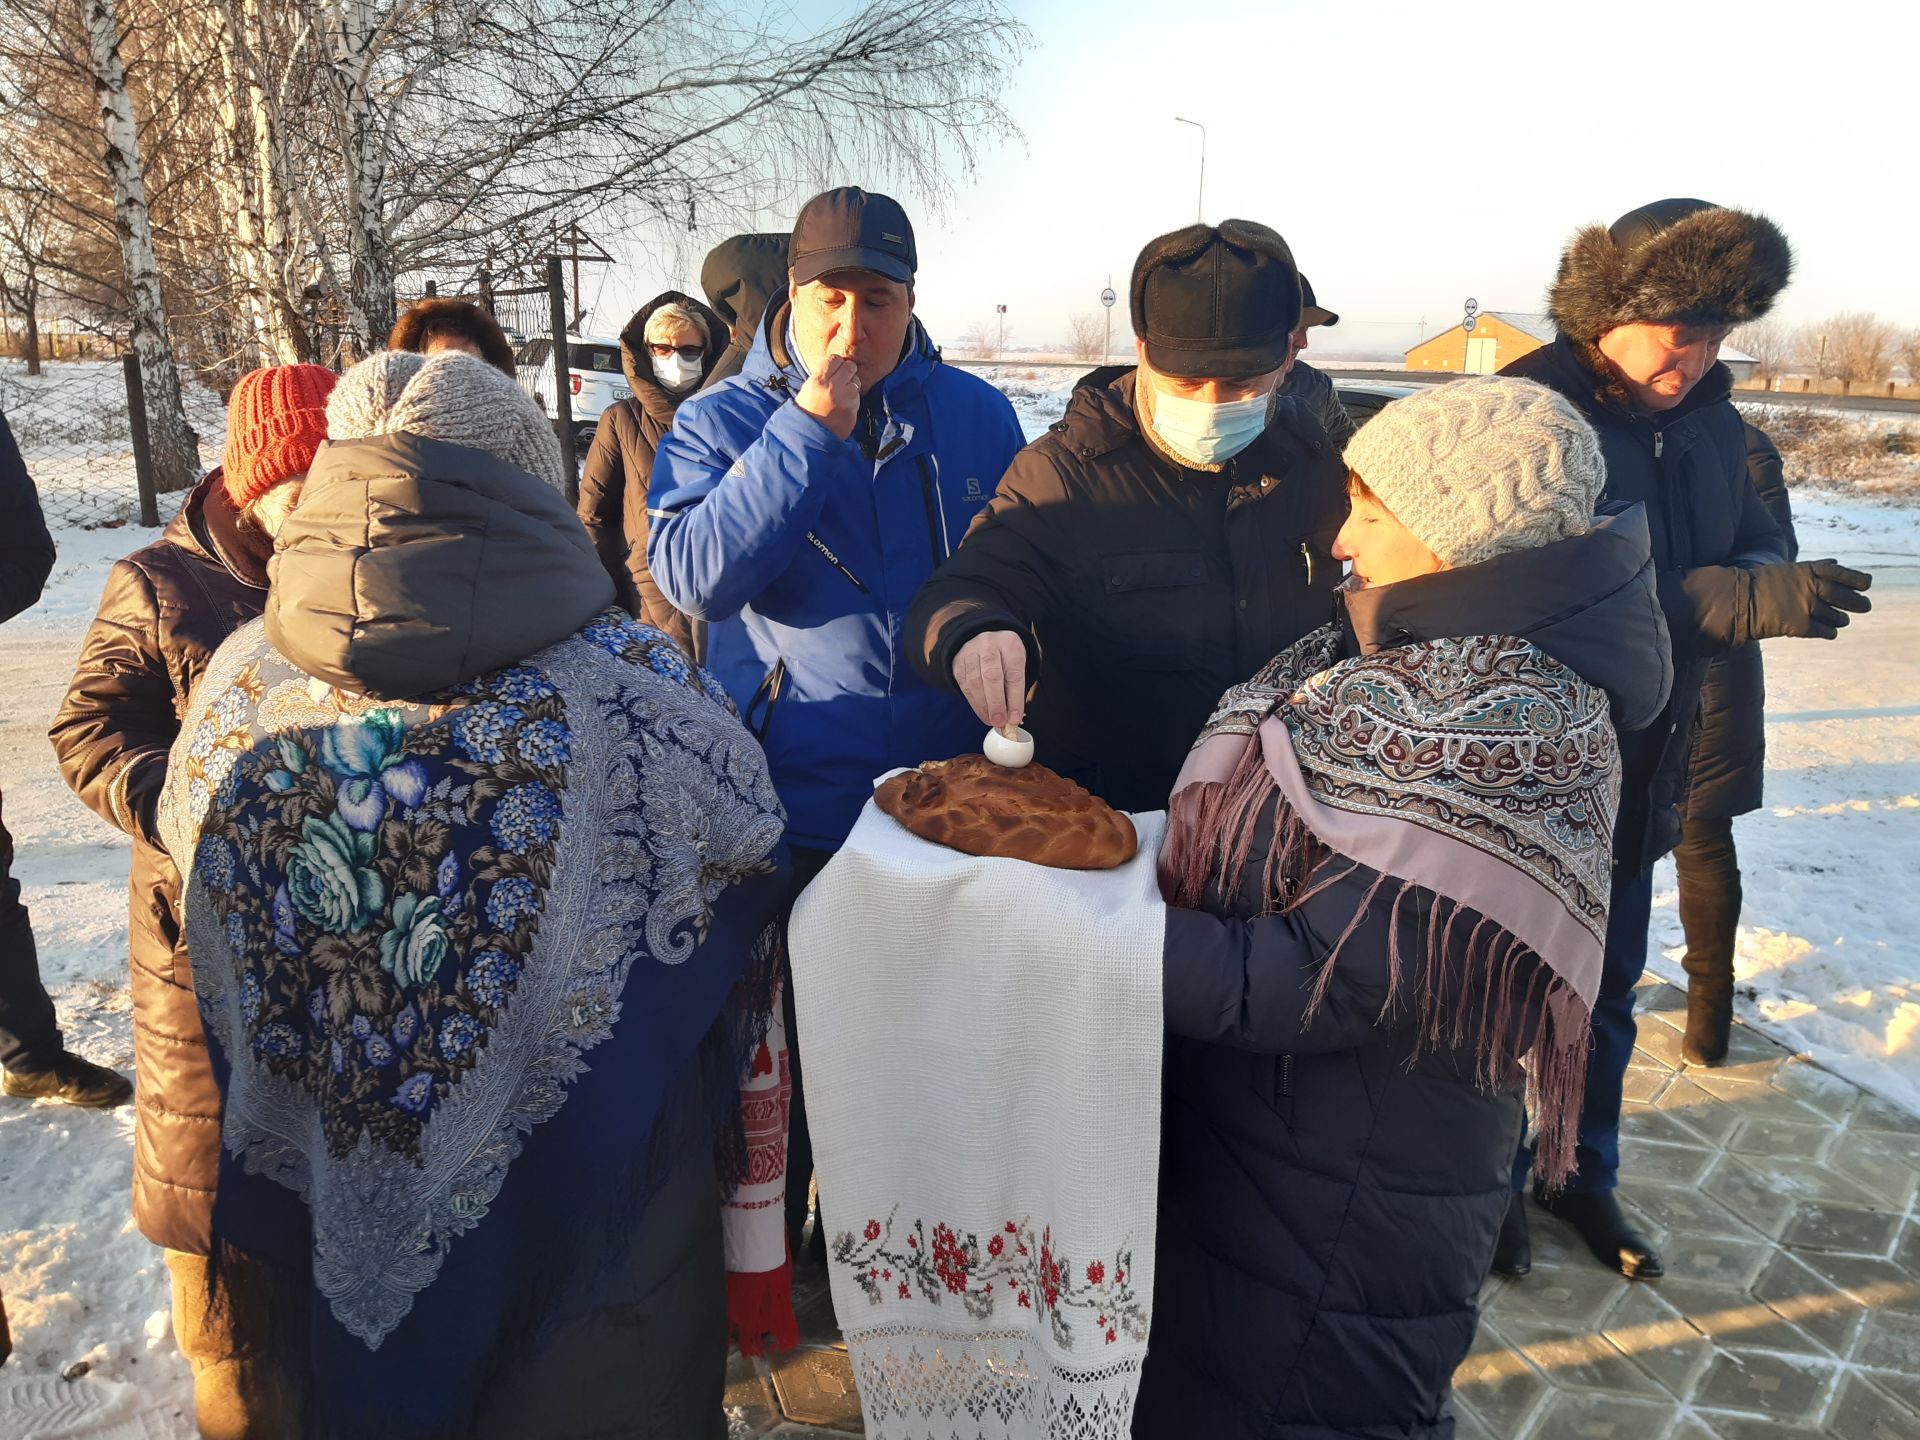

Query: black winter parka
[0,411,55,624]
[1277,359,1357,453]
[1684,423,1797,821]
[907,367,1347,814]
[1502,339,1789,871]
[1138,511,1672,1440]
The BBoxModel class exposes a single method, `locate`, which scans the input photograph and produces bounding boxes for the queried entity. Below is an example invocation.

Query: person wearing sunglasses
[577,291,727,657]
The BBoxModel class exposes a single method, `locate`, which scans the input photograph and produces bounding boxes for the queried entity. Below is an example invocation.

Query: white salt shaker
[983,724,1034,768]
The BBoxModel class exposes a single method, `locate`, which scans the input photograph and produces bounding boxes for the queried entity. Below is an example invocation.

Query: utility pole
[1174,116,1206,222]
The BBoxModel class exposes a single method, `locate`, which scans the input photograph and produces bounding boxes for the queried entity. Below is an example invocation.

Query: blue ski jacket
[648,307,1025,848]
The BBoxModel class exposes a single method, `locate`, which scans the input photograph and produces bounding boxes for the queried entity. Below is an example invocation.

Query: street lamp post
[1173,116,1206,222]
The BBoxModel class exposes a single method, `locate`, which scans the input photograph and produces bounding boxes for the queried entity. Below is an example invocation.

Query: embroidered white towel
[790,797,1167,1440]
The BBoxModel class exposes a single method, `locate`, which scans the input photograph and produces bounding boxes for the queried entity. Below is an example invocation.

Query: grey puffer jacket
[265,433,613,699]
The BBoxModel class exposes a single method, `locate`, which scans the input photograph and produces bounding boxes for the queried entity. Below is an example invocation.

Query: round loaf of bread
[874,754,1137,870]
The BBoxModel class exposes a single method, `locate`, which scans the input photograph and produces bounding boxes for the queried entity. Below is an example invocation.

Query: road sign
[1463,314,1478,333]
[1464,297,1479,315]
[1100,287,1117,309]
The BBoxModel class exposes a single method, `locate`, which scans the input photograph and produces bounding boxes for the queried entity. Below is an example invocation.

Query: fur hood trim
[1548,203,1792,342]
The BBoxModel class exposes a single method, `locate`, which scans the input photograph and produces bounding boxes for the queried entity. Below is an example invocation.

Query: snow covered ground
[1,373,1915,1435]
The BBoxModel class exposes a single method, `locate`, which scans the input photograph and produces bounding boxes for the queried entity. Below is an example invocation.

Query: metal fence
[1,357,225,530]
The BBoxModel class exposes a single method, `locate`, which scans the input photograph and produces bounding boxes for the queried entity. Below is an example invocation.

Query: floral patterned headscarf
[162,609,786,1350]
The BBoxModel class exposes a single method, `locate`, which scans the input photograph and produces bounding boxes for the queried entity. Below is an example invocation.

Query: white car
[513,334,629,451]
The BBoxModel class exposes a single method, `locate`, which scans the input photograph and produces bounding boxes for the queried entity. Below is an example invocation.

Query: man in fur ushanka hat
[1496,200,1873,1282]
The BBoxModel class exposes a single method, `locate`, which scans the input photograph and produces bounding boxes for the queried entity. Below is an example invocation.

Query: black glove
[1678,560,1873,649]
[1747,559,1873,641]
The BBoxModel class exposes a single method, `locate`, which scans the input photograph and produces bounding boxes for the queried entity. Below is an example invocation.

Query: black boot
[1490,1190,1531,1278]
[2,1050,133,1108]
[1682,980,1733,1066]
[1674,817,1740,1066]
[1536,1188,1663,1280]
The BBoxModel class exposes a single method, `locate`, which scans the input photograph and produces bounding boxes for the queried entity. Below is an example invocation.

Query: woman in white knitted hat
[1137,377,1673,1439]
[156,351,791,1438]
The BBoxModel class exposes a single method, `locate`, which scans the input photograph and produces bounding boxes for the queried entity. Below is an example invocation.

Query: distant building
[1407,312,1556,374]
[1406,311,1757,382]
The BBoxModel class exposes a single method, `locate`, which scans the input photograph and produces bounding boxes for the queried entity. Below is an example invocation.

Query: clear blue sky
[592,0,1917,358]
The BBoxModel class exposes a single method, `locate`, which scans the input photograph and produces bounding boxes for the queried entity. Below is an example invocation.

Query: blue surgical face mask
[1150,386,1270,466]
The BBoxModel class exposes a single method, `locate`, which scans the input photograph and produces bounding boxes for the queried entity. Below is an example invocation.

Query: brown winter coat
[576,291,726,653]
[49,471,272,1254]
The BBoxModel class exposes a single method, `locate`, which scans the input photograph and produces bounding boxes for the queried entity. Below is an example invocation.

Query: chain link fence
[0,357,225,530]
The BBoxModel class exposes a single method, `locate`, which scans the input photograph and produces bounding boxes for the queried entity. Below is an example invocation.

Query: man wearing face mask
[577,290,729,654]
[649,187,1025,1274]
[1492,199,1873,1282]
[907,220,1347,815]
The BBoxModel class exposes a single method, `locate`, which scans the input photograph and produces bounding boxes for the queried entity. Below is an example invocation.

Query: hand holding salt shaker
[983,723,1034,768]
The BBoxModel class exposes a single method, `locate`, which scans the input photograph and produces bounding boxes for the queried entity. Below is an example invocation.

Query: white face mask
[1150,387,1270,466]
[652,352,702,391]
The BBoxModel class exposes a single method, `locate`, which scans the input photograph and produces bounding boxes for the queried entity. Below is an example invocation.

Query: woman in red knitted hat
[49,362,334,1437]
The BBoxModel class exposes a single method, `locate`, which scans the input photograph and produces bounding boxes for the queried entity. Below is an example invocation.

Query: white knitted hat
[1342,376,1605,568]
[326,350,567,493]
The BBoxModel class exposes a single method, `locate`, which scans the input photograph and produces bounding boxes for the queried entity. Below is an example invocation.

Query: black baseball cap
[789,187,917,286]
[1130,220,1301,378]
[1299,273,1339,329]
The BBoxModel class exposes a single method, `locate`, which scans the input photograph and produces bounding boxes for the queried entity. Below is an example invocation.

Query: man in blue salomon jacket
[648,186,1024,1263]
[649,188,1024,855]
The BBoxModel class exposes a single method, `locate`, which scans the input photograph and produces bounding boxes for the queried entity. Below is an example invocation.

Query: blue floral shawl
[160,609,787,1359]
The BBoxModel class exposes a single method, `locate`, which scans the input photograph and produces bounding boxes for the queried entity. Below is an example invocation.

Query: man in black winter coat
[0,410,133,1108]
[908,221,1346,813]
[1275,272,1357,452]
[1495,199,1871,1281]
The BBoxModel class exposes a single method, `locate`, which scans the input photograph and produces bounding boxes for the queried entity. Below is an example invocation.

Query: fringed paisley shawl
[1162,624,1620,1183]
[159,609,787,1348]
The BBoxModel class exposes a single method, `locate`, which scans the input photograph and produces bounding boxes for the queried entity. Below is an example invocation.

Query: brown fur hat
[387,298,517,377]
[1547,199,1793,343]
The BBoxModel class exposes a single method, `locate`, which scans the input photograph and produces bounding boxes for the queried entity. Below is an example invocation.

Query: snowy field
[1,368,1915,1434]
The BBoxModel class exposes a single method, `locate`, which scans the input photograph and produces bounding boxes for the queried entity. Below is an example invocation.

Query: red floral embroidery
[932,1224,970,1295]
[830,1207,1147,1350]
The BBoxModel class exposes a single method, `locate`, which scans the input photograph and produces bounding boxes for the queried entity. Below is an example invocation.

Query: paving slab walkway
[726,978,1920,1439]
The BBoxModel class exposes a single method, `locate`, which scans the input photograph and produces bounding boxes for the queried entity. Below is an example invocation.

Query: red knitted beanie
[222,364,337,509]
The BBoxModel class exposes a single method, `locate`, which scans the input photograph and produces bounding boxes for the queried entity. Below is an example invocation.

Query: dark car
[1333,380,1422,432]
